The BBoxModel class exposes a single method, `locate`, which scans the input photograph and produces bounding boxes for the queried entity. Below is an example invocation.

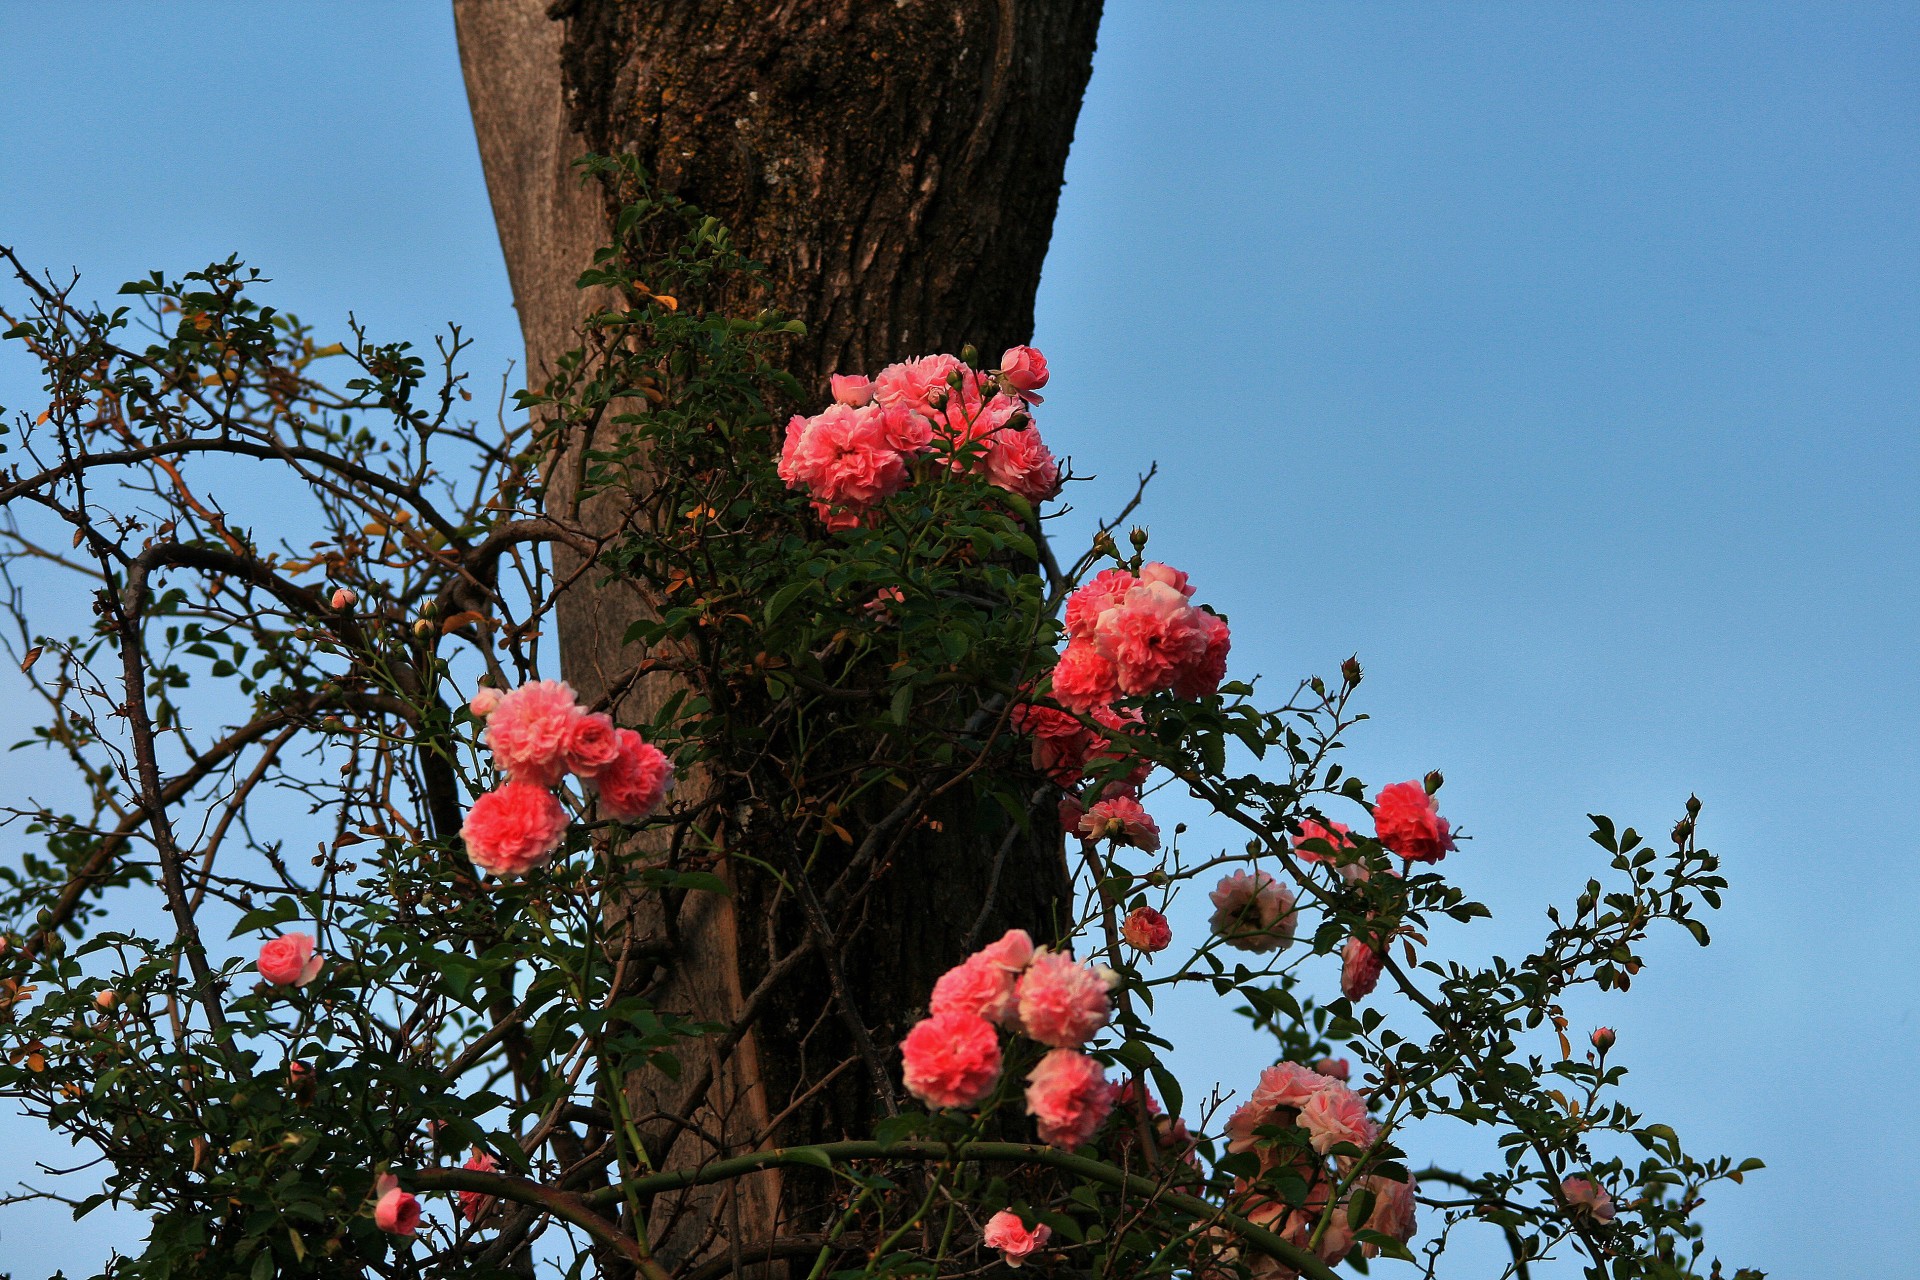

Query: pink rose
[1170,606,1231,700]
[1010,702,1098,786]
[1048,640,1119,713]
[1121,906,1171,953]
[1363,1173,1418,1251]
[1296,1080,1374,1157]
[1341,936,1384,1000]
[982,425,1061,502]
[459,1148,499,1224]
[873,354,980,415]
[1313,1057,1350,1081]
[561,710,621,778]
[931,953,1021,1028]
[462,780,569,878]
[779,403,913,517]
[373,1173,421,1235]
[1024,1048,1112,1149]
[329,587,356,610]
[468,686,504,718]
[1224,1061,1333,1157]
[1561,1176,1617,1223]
[983,1209,1052,1267]
[1064,569,1136,642]
[1591,1026,1617,1054]
[258,932,323,987]
[900,1010,1002,1109]
[1078,794,1160,851]
[975,927,1036,972]
[1372,780,1456,863]
[999,345,1049,401]
[1207,869,1297,953]
[591,729,674,822]
[829,373,874,406]
[1292,817,1356,865]
[485,680,586,786]
[1015,949,1114,1048]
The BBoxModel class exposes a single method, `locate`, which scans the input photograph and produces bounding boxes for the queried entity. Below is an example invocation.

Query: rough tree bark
[453,1,1102,1270]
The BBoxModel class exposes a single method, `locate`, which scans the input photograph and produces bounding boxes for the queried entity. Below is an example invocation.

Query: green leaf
[764,580,811,627]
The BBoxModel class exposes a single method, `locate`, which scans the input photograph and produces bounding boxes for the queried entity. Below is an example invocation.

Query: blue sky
[2,4,1914,1276]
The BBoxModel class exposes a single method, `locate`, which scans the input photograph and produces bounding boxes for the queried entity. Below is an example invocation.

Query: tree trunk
[454,1,1101,1271]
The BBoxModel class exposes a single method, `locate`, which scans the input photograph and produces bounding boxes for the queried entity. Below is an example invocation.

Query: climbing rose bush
[0,169,1758,1280]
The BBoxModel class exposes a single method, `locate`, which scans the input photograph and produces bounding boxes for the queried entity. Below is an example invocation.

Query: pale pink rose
[485,680,585,786]
[1363,1173,1418,1251]
[258,932,323,987]
[983,426,1061,501]
[1025,1048,1112,1149]
[1296,1080,1374,1157]
[329,586,356,610]
[1064,569,1136,641]
[931,954,1021,1028]
[999,345,1049,401]
[1372,780,1456,863]
[1224,1061,1332,1156]
[975,928,1036,973]
[1135,562,1194,598]
[1078,795,1160,851]
[1121,906,1171,953]
[591,729,674,822]
[1591,1026,1617,1053]
[1250,1061,1337,1113]
[1313,1057,1350,1081]
[900,1009,1002,1108]
[93,990,117,1010]
[468,686,505,718]
[1010,702,1097,785]
[561,711,621,778]
[459,1148,498,1224]
[1207,869,1297,953]
[829,373,874,406]
[373,1174,421,1235]
[1015,949,1113,1048]
[1561,1176,1616,1223]
[1341,936,1384,1000]
[462,780,569,878]
[983,1210,1052,1267]
[1048,640,1119,713]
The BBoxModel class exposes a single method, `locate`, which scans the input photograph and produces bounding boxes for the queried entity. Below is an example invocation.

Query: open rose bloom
[257,932,323,987]
[983,1210,1052,1267]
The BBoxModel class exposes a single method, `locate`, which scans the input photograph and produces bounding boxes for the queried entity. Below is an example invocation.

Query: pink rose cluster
[461,680,674,877]
[1051,563,1231,711]
[1222,1061,1418,1266]
[779,347,1061,529]
[899,929,1118,1149]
